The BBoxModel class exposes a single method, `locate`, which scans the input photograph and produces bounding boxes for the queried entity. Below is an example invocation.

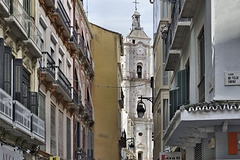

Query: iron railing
[56,0,71,34]
[72,88,79,106]
[56,67,71,98]
[41,52,56,78]
[70,27,79,47]
[1,0,10,9]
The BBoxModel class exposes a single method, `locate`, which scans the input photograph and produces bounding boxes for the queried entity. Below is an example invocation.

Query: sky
[87,0,153,42]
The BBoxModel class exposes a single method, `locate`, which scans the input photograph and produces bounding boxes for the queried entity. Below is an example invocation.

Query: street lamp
[149,0,154,4]
[119,130,135,149]
[137,96,152,118]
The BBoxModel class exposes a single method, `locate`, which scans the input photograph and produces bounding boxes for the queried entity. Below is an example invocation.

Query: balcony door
[22,68,30,110]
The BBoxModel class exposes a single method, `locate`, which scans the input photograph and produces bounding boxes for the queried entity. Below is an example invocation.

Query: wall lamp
[119,130,135,149]
[137,96,152,118]
[149,0,154,4]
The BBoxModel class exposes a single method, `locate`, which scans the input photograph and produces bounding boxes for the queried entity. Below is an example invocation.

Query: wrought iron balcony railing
[56,0,71,35]
[55,66,71,98]
[0,88,13,123]
[41,52,56,79]
[72,88,79,106]
[70,27,79,47]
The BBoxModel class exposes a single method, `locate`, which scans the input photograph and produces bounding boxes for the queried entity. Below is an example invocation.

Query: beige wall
[91,24,122,160]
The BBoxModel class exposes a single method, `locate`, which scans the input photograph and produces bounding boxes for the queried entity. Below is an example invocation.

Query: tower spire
[133,0,139,10]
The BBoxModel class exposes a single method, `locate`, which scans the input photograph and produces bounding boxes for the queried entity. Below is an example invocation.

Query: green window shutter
[14,59,23,103]
[177,69,189,107]
[170,89,178,120]
[23,0,30,15]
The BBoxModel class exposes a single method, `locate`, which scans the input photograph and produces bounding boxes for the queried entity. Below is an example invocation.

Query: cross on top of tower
[133,0,139,10]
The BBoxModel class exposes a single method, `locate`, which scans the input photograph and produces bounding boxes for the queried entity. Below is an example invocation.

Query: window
[0,39,12,95]
[87,132,94,158]
[177,69,189,106]
[133,40,135,44]
[67,118,71,160]
[58,110,64,158]
[163,99,168,130]
[76,121,80,148]
[23,0,30,15]
[162,42,168,86]
[162,0,168,18]
[138,151,143,160]
[198,28,205,102]
[39,23,46,51]
[22,68,30,110]
[82,127,85,150]
[50,104,56,155]
[137,65,142,78]
[39,93,46,151]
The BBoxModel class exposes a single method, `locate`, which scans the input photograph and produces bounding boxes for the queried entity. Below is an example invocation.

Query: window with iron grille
[195,143,202,160]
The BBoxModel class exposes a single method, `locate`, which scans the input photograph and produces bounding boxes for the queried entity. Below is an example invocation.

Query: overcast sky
[88,0,153,42]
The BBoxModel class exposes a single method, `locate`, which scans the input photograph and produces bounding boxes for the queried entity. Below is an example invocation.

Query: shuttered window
[30,92,38,115]
[169,89,178,120]
[22,68,30,110]
[198,28,205,102]
[0,38,12,95]
[87,131,94,158]
[50,104,56,155]
[177,69,189,106]
[39,93,46,151]
[58,110,64,158]
[76,121,80,148]
[67,118,71,160]
[23,0,30,15]
[82,127,85,150]
[14,59,23,103]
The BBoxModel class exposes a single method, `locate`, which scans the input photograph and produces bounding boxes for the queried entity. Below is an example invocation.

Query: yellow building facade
[91,23,123,160]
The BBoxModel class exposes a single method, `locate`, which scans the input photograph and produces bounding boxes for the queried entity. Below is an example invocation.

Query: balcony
[53,0,71,38]
[170,0,191,49]
[24,19,42,58]
[39,0,55,8]
[180,0,204,18]
[0,88,13,128]
[70,88,79,109]
[5,0,29,40]
[31,114,45,143]
[54,67,72,102]
[165,50,181,71]
[0,88,45,145]
[0,0,11,17]
[40,52,56,83]
[69,27,78,51]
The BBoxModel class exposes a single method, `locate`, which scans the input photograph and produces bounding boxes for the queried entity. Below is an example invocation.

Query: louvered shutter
[14,59,23,103]
[3,46,12,95]
[177,69,189,107]
[170,89,178,120]
[67,118,71,160]
[169,90,174,120]
[82,127,85,150]
[30,92,38,115]
[50,105,56,155]
[0,38,4,88]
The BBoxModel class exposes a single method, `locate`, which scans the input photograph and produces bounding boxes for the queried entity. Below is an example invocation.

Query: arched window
[137,64,142,78]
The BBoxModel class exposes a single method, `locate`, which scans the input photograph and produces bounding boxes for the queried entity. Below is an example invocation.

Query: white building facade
[121,8,153,160]
[160,0,240,159]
